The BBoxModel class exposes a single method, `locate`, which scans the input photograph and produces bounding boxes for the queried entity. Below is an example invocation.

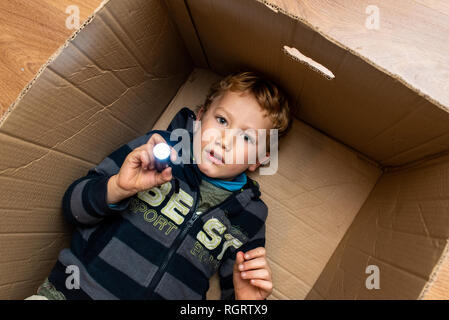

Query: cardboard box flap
[262,0,449,111]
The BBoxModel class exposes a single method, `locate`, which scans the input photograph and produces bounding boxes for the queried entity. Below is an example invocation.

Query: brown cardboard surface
[162,0,209,69]
[311,155,449,299]
[262,0,449,112]
[0,234,71,299]
[1,0,449,300]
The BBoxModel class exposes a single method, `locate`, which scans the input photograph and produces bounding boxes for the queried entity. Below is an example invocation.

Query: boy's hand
[110,134,177,200]
[233,247,273,300]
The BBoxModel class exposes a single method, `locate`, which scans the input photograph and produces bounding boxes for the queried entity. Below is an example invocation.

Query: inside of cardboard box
[151,68,381,299]
[1,0,448,299]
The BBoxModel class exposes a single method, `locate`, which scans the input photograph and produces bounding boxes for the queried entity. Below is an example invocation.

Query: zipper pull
[187,211,201,226]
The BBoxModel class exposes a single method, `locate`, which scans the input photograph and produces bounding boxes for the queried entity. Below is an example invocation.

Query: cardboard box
[0,0,448,299]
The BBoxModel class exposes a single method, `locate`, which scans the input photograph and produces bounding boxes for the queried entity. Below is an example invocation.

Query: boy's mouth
[206,149,224,165]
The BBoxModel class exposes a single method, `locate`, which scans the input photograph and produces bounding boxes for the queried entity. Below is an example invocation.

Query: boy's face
[193,90,273,181]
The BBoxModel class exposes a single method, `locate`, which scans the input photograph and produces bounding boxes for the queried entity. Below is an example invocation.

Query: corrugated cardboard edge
[0,0,111,128]
[418,239,449,299]
[384,148,449,173]
[256,0,449,114]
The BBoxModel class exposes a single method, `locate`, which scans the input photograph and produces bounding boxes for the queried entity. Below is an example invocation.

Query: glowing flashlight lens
[153,143,171,172]
[153,143,170,160]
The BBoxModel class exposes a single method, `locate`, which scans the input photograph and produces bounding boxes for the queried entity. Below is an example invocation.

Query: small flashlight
[152,142,171,172]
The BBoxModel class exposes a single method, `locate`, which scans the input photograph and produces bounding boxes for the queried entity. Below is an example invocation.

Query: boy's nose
[214,137,231,152]
[220,130,234,152]
[215,132,233,151]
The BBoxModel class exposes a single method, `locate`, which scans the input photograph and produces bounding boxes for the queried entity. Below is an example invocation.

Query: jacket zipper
[147,191,200,297]
[147,187,242,298]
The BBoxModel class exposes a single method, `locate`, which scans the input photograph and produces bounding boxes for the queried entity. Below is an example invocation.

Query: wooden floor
[0,0,103,118]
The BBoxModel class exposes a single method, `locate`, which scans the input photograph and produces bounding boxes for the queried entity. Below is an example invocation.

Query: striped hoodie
[48,107,268,300]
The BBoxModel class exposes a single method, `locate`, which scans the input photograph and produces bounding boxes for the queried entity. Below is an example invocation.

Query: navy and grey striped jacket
[48,107,268,300]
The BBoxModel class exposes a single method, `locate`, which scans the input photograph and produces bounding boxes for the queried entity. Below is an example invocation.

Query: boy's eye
[216,116,227,125]
[242,134,255,144]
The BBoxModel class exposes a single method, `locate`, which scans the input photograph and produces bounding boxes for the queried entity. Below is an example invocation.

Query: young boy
[27,71,291,300]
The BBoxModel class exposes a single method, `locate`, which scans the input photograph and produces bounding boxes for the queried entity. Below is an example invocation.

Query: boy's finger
[238,257,266,271]
[234,251,244,270]
[133,145,153,169]
[129,148,148,169]
[140,149,150,170]
[138,144,156,170]
[243,247,266,260]
[153,167,172,185]
[248,279,273,293]
[162,166,172,180]
[170,147,178,163]
[240,269,270,281]
[147,133,167,147]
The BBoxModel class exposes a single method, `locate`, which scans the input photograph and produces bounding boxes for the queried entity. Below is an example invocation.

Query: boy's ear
[248,152,270,172]
[197,106,204,120]
[194,107,204,132]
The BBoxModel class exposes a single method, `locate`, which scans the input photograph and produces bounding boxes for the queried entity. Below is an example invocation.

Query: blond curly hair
[197,71,292,139]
